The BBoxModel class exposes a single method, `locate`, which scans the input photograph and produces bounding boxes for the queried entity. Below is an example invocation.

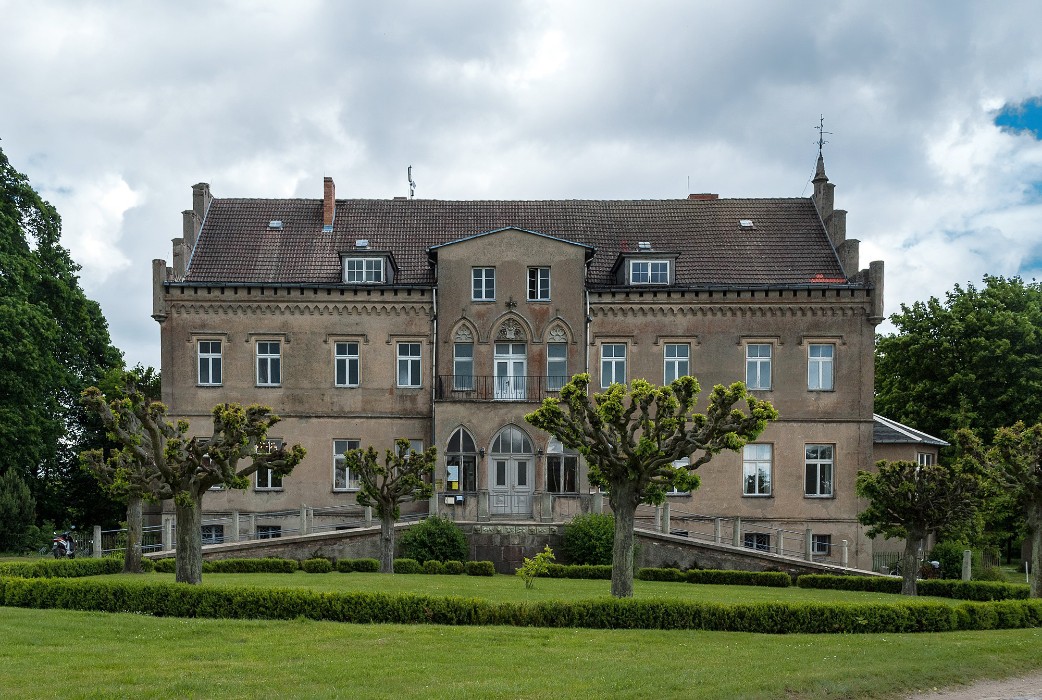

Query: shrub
[397,516,468,563]
[562,513,614,565]
[516,546,555,589]
[393,558,422,574]
[204,558,299,574]
[301,558,333,573]
[465,560,496,576]
[443,560,465,575]
[637,567,687,582]
[152,558,175,573]
[423,560,447,575]
[0,470,35,553]
[0,557,124,578]
[543,563,612,580]
[798,574,1029,601]
[930,541,968,580]
[686,569,791,588]
[336,558,380,573]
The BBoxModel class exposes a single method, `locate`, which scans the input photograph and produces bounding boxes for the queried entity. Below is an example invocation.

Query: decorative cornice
[169,301,431,318]
[589,304,869,319]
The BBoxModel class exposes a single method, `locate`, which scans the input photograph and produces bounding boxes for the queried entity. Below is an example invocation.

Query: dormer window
[629,259,670,285]
[343,257,384,284]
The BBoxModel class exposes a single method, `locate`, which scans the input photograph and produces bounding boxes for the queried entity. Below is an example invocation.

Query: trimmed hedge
[151,558,299,574]
[393,558,422,574]
[336,558,380,573]
[422,560,447,575]
[2,575,1040,633]
[637,567,687,583]
[543,563,612,580]
[465,560,496,577]
[636,568,791,587]
[797,575,1029,601]
[0,558,124,579]
[444,560,465,575]
[301,558,333,573]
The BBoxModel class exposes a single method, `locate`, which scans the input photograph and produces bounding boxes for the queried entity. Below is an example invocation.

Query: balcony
[435,375,567,402]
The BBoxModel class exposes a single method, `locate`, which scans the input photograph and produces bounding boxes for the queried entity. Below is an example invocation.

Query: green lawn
[102,570,963,605]
[0,607,1040,699]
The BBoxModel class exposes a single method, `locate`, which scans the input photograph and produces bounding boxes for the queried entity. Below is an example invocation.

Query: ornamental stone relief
[454,326,474,342]
[495,318,525,340]
[547,325,567,343]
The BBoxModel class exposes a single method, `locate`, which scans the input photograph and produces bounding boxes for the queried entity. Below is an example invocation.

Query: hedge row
[149,557,496,576]
[0,558,124,579]
[797,575,1029,601]
[637,568,791,587]
[2,575,1040,633]
[542,564,613,580]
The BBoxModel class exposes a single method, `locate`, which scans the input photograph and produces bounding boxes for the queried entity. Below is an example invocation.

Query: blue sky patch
[995,97,1042,139]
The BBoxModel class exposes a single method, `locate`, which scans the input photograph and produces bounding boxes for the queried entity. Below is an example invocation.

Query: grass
[102,570,965,605]
[0,607,1040,699]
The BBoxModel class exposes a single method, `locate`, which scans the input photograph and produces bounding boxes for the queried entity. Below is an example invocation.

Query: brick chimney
[688,193,719,200]
[323,177,335,231]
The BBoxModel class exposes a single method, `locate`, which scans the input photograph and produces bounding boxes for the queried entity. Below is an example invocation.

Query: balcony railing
[435,375,568,402]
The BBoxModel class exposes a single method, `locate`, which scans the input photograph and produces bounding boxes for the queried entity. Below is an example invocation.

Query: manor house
[152,156,891,569]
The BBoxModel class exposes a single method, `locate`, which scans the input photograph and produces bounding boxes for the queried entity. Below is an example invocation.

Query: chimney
[192,183,211,225]
[868,260,885,325]
[323,177,335,231]
[171,238,186,280]
[152,259,169,322]
[837,238,859,279]
[687,193,719,200]
[827,209,847,248]
[182,209,198,252]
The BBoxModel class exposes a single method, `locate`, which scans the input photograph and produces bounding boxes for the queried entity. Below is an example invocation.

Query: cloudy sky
[3,1,1042,369]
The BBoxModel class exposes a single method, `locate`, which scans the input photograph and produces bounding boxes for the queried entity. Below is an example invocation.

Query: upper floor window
[808,344,834,391]
[547,342,568,391]
[472,267,495,301]
[630,260,669,285]
[198,340,222,386]
[805,444,834,497]
[663,343,690,384]
[528,267,550,301]
[746,344,772,390]
[335,342,359,387]
[333,438,361,490]
[256,341,282,386]
[453,343,474,391]
[397,342,422,387]
[917,452,935,466]
[743,443,772,496]
[601,343,627,388]
[344,257,384,284]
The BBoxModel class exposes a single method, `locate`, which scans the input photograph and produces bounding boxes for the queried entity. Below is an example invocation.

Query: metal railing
[435,375,567,402]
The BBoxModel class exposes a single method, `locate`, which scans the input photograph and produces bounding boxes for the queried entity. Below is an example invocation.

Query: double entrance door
[494,343,527,400]
[490,457,532,516]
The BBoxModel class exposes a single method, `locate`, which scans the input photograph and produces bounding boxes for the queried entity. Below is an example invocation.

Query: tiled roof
[872,414,949,446]
[183,196,849,287]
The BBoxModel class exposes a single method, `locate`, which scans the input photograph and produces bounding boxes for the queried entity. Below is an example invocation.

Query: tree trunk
[609,484,638,598]
[123,494,144,574]
[174,491,204,584]
[901,531,923,596]
[1029,502,1041,599]
[380,511,396,574]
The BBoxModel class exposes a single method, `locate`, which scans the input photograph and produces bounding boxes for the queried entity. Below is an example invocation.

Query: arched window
[545,438,579,493]
[491,426,533,455]
[446,427,477,492]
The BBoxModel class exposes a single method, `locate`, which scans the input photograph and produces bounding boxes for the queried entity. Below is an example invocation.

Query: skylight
[739,219,755,229]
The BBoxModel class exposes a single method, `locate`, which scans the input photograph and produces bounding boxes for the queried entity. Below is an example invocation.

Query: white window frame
[446,427,478,492]
[547,342,568,391]
[397,342,422,387]
[744,532,771,552]
[667,457,691,495]
[472,267,495,301]
[255,438,284,490]
[256,525,282,539]
[811,534,832,556]
[546,453,579,494]
[663,343,690,384]
[629,259,670,285]
[256,341,282,387]
[743,443,772,496]
[344,257,384,284]
[601,343,627,388]
[201,524,224,545]
[746,343,772,390]
[197,340,223,386]
[805,444,834,498]
[528,267,551,301]
[333,438,361,491]
[808,344,834,391]
[334,341,360,387]
[453,342,474,391]
[917,452,935,466]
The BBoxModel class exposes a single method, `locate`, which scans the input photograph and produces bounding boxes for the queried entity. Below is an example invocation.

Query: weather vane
[815,115,832,157]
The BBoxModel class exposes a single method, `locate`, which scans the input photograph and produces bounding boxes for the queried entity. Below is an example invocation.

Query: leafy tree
[957,423,1042,597]
[526,374,777,598]
[346,439,435,573]
[875,275,1042,446]
[855,460,984,595]
[0,143,123,527]
[397,515,468,565]
[0,469,36,553]
[81,385,305,584]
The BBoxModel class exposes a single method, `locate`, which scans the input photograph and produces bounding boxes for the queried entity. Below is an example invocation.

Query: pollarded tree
[957,423,1042,597]
[526,374,777,598]
[855,460,984,595]
[346,439,435,573]
[81,385,305,584]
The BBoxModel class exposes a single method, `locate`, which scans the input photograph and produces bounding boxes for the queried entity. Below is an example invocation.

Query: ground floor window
[546,454,578,493]
[446,427,478,492]
[256,525,282,539]
[743,532,770,552]
[201,524,224,544]
[812,534,832,555]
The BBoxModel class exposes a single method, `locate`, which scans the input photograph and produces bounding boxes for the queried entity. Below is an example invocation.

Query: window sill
[396,385,423,390]
[742,493,773,498]
[333,488,360,493]
[255,488,284,492]
[255,384,283,388]
[197,383,223,388]
[334,384,360,389]
[804,494,835,499]
[807,389,835,393]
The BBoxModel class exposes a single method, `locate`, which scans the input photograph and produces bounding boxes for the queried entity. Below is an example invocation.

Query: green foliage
[562,513,614,565]
[931,541,969,580]
[204,558,299,574]
[398,516,469,563]
[443,560,465,575]
[152,558,175,573]
[465,560,496,577]
[798,574,1029,601]
[636,568,791,587]
[0,557,123,578]
[3,575,1042,633]
[393,558,422,574]
[542,563,612,580]
[336,558,380,573]
[350,440,435,522]
[516,545,555,589]
[422,560,447,575]
[0,470,36,552]
[301,558,333,573]
[637,567,688,582]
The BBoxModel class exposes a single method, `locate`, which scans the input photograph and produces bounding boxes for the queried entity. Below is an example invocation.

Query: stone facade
[152,156,900,570]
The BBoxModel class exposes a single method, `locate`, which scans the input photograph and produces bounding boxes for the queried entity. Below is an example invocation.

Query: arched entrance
[489,425,534,516]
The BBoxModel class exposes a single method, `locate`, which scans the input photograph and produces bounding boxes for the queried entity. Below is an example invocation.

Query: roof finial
[815,114,832,157]
[408,165,416,199]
